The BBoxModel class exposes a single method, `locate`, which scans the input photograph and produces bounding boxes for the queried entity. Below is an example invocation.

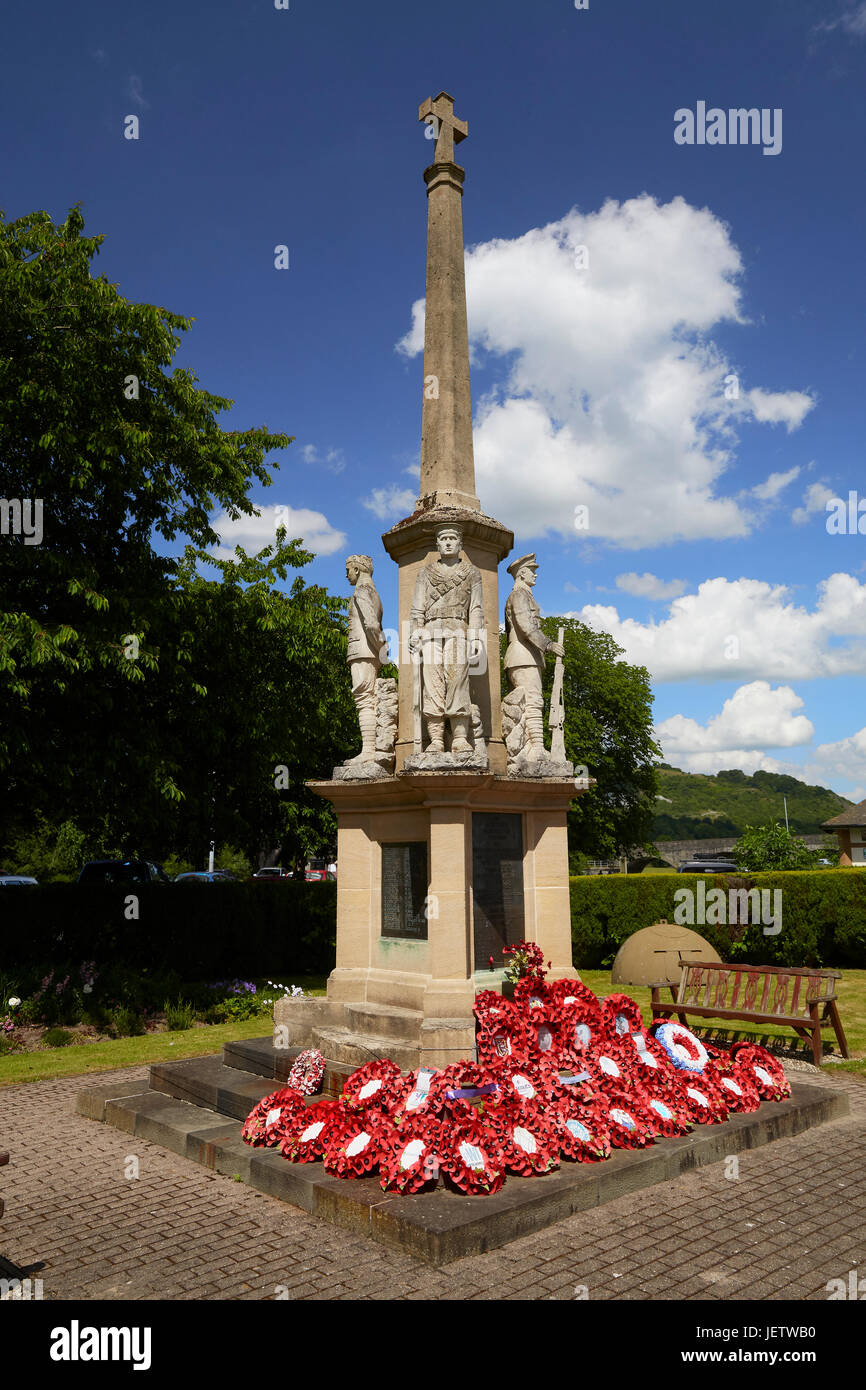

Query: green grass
[0,979,326,1088]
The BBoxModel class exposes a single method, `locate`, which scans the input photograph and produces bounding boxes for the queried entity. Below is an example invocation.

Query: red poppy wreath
[379,1118,443,1194]
[341,1058,403,1112]
[438,1114,506,1196]
[489,1107,560,1176]
[730,1043,791,1101]
[279,1099,344,1163]
[242,1088,306,1147]
[551,1097,612,1161]
[323,1111,396,1179]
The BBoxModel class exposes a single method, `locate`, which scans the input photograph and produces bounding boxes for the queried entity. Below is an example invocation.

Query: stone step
[149,1054,281,1121]
[222,1036,285,1077]
[76,1072,849,1267]
[343,1001,424,1043]
[310,1025,421,1073]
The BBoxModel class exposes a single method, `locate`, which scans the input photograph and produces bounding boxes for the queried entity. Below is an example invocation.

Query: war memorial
[77,94,848,1266]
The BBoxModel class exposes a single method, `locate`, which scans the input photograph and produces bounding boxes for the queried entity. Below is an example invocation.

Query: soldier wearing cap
[504,553,564,755]
[344,554,388,764]
[408,523,484,754]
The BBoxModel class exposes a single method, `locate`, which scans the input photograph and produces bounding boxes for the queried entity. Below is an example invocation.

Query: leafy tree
[733,821,821,872]
[0,205,290,845]
[158,533,355,871]
[505,617,660,861]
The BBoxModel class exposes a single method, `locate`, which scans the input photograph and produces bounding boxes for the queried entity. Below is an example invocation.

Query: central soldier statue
[407,522,486,764]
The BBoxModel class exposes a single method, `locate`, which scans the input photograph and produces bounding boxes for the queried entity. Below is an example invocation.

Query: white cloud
[803,727,866,795]
[362,485,417,521]
[751,466,800,501]
[817,4,866,37]
[744,389,814,431]
[212,503,346,558]
[300,444,346,474]
[616,572,687,600]
[571,572,866,682]
[396,195,815,548]
[656,683,813,767]
[792,480,835,525]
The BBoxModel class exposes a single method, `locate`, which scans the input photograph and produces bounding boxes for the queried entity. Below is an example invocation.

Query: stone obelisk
[383,93,512,773]
[417,94,478,513]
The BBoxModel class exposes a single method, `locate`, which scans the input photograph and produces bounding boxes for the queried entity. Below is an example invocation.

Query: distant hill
[653,767,853,841]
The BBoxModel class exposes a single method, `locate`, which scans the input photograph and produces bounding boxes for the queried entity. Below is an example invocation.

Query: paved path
[0,1065,863,1301]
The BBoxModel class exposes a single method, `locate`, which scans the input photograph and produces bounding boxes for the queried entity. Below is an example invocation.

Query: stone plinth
[287,772,581,1068]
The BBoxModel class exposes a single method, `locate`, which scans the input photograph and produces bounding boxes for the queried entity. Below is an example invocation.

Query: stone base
[401,750,489,774]
[507,752,574,780]
[331,756,395,782]
[77,1041,850,1267]
[273,993,476,1070]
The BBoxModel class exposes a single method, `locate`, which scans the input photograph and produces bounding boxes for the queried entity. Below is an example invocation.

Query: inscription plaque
[381,841,428,940]
[472,812,524,971]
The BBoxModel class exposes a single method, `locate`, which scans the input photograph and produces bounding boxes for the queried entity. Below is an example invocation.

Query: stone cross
[418,91,468,166]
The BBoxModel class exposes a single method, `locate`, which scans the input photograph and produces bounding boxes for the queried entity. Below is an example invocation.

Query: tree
[733,821,820,872]
[159,533,356,870]
[504,617,660,862]
[0,205,291,846]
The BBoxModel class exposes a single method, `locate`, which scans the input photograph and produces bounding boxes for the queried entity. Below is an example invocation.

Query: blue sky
[4,0,866,796]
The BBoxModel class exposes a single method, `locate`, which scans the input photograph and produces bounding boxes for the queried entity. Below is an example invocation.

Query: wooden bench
[650,962,850,1066]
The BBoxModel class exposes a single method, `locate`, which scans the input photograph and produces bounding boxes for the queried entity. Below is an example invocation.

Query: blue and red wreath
[651,1021,711,1074]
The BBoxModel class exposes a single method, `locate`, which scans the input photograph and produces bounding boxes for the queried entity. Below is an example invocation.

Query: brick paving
[0,1064,863,1301]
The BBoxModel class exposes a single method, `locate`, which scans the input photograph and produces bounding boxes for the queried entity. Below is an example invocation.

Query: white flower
[7,997,21,1009]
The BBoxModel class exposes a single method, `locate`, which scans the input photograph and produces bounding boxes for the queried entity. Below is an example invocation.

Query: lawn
[0,978,327,1088]
[1,969,862,1087]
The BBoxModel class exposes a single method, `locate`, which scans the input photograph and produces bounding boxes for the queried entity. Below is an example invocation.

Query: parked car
[0,873,38,886]
[305,869,328,882]
[174,871,232,883]
[252,866,291,880]
[678,859,740,874]
[77,859,171,885]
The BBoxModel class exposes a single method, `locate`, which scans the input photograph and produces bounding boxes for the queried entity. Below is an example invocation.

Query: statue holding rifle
[501,553,573,777]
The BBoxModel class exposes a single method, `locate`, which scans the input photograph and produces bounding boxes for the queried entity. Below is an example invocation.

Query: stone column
[417,93,479,513]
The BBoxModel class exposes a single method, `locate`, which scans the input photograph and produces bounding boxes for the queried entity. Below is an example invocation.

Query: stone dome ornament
[611,920,722,988]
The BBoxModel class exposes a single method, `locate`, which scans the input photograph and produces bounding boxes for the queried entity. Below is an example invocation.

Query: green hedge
[570,869,866,968]
[0,881,336,979]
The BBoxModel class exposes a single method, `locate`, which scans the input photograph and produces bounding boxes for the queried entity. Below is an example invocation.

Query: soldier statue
[408,523,485,757]
[344,554,389,765]
[503,552,565,763]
